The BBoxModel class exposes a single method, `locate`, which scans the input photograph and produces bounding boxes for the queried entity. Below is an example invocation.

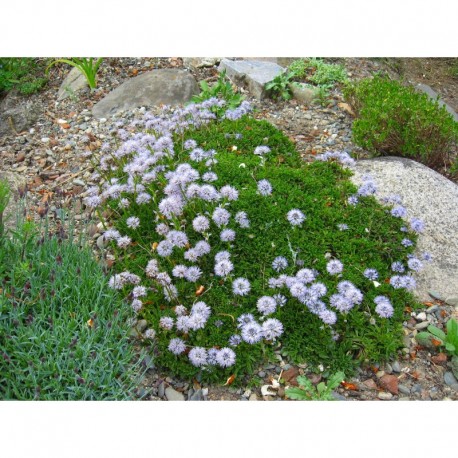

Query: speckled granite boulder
[351,157,458,302]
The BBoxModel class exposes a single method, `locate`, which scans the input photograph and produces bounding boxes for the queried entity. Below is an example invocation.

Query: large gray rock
[0,91,40,136]
[57,67,88,101]
[219,59,285,100]
[350,157,458,301]
[415,83,458,122]
[92,69,198,119]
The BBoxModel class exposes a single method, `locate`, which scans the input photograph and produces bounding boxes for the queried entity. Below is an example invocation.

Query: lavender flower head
[235,211,250,228]
[241,321,263,344]
[215,251,231,263]
[319,308,338,325]
[216,348,236,368]
[232,277,251,296]
[159,316,174,330]
[188,347,208,367]
[257,179,273,196]
[287,209,306,226]
[214,259,234,277]
[272,256,288,272]
[261,318,284,341]
[326,259,343,275]
[391,261,405,273]
[168,338,186,355]
[254,145,271,155]
[220,229,236,242]
[363,268,379,280]
[410,217,425,233]
[407,257,423,272]
[256,296,277,316]
[374,296,394,318]
[220,185,239,201]
[192,215,210,233]
[391,206,407,218]
[237,314,255,329]
[229,335,242,347]
[126,216,140,229]
[185,266,203,282]
[212,207,231,227]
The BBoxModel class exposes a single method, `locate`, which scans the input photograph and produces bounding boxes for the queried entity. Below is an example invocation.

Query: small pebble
[416,312,427,321]
[398,384,410,395]
[377,392,393,400]
[415,321,430,330]
[391,361,401,373]
[444,372,458,386]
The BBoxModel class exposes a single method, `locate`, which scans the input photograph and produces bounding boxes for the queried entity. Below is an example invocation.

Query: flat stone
[218,59,284,100]
[57,67,88,101]
[362,379,378,390]
[391,361,401,373]
[331,391,346,401]
[158,382,165,398]
[398,384,411,395]
[444,371,458,386]
[415,83,458,122]
[428,290,445,301]
[189,389,203,401]
[377,391,393,400]
[351,157,458,301]
[444,296,458,307]
[183,57,222,69]
[248,393,258,401]
[415,321,431,330]
[165,386,185,401]
[92,69,199,119]
[289,82,319,104]
[379,374,399,395]
[0,91,40,136]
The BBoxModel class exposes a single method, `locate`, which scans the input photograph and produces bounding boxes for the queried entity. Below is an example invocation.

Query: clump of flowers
[87,100,431,380]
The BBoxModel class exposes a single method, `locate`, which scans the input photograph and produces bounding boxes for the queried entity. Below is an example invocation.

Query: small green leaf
[427,325,446,341]
[445,342,456,353]
[285,387,310,400]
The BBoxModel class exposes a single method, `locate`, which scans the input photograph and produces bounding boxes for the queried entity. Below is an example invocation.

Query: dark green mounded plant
[285,371,345,400]
[343,76,458,170]
[190,70,244,115]
[0,58,48,95]
[0,215,146,400]
[46,57,103,90]
[88,98,426,384]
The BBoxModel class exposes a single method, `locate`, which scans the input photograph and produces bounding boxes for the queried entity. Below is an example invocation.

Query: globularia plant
[84,98,429,382]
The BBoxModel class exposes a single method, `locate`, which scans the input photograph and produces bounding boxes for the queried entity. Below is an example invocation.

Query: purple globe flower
[326,259,343,275]
[168,338,186,355]
[216,348,236,368]
[188,347,208,367]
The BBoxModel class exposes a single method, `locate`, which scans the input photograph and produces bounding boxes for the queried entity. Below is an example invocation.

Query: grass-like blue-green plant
[0,216,146,400]
[46,57,103,90]
[0,179,10,236]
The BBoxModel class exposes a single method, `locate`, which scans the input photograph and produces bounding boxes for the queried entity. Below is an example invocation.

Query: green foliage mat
[0,231,143,400]
[106,116,418,383]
